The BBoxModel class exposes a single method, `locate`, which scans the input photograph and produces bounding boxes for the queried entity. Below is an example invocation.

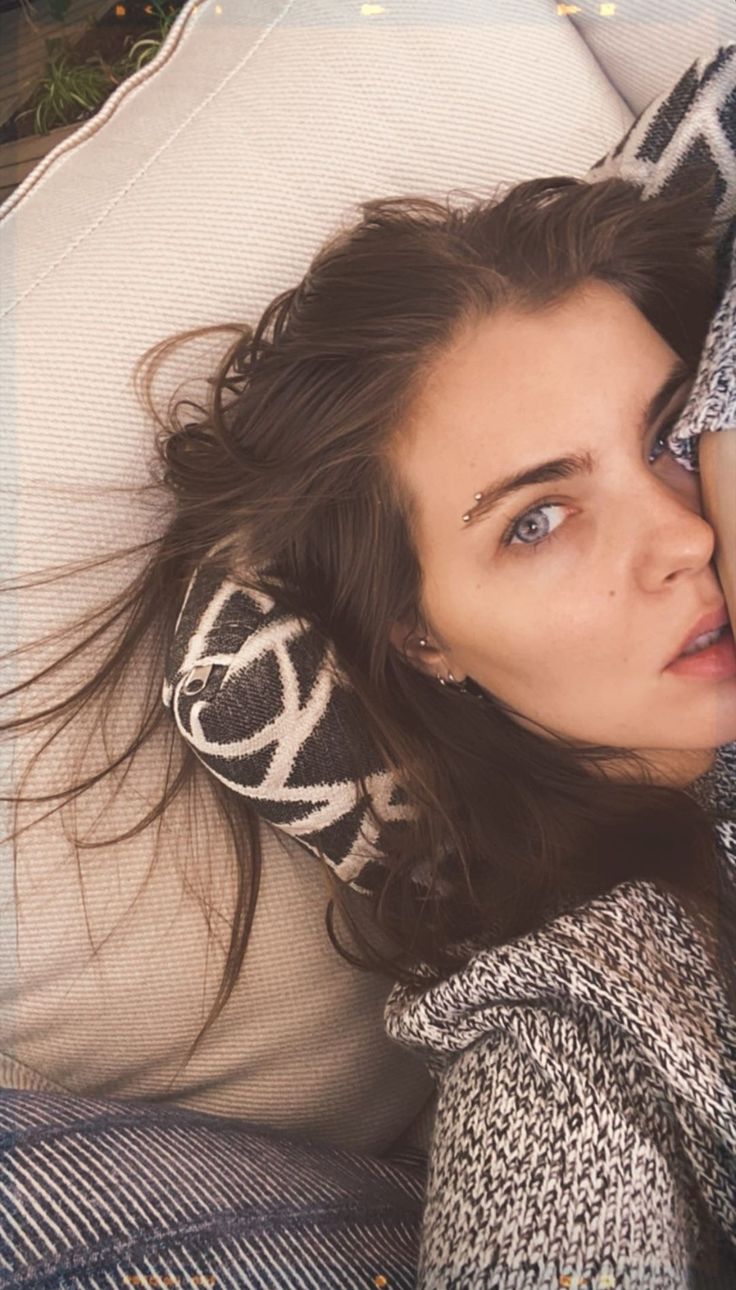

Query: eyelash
[499,412,696,553]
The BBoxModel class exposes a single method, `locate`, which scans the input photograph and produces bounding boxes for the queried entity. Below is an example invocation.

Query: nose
[635,468,716,588]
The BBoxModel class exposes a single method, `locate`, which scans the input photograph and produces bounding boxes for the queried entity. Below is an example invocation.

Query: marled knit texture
[384,747,736,1289]
[384,51,736,1290]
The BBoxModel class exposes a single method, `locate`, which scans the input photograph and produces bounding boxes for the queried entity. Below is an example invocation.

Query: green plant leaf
[45,1,71,25]
[17,2,185,136]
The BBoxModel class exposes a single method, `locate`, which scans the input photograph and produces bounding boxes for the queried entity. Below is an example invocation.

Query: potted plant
[0,0,186,205]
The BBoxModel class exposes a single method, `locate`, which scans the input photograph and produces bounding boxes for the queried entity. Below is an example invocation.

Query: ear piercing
[416,639,457,685]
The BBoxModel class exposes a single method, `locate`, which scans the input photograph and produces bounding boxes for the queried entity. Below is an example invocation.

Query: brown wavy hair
[2,170,734,1092]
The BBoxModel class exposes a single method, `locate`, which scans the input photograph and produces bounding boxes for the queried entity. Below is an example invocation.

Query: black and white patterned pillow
[162,559,413,892]
[163,46,736,890]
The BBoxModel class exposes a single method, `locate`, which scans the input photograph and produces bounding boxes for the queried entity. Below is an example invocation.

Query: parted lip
[667,603,731,666]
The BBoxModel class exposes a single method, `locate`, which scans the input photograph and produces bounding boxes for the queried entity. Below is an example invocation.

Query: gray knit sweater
[384,49,736,1290]
[384,748,736,1289]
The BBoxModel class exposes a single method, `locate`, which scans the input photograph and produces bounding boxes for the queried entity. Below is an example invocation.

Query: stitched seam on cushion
[564,11,638,116]
[0,0,198,225]
[0,0,300,320]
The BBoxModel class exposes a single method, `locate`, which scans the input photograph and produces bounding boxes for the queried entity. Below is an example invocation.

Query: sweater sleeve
[417,1018,701,1290]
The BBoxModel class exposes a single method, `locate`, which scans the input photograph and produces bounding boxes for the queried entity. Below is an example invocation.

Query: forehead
[391,282,665,541]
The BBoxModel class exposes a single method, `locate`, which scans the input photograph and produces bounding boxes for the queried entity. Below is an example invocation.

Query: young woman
[374,201,736,1286]
[2,165,735,1284]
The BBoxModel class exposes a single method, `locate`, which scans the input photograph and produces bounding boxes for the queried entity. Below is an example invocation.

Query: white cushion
[568,0,736,116]
[0,0,634,1148]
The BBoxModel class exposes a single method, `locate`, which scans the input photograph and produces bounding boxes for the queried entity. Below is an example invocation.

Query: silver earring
[418,638,428,648]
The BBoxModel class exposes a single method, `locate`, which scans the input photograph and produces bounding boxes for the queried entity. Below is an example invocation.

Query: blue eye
[649,414,684,466]
[500,410,698,555]
[500,501,568,552]
[650,406,700,473]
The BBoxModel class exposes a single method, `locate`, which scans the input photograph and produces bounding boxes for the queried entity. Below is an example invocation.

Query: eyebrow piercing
[462,492,483,522]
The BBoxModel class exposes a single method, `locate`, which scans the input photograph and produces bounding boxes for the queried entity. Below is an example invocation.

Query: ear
[388,618,446,679]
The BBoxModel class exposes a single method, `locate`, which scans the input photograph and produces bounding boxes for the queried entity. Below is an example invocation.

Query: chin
[659,686,736,755]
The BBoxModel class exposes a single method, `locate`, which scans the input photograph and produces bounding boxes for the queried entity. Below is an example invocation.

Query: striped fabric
[0,1087,426,1289]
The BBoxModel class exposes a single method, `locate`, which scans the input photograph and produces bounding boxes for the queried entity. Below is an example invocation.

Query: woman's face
[388,280,736,787]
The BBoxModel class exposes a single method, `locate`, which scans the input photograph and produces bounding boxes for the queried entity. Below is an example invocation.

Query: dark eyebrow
[460,356,692,530]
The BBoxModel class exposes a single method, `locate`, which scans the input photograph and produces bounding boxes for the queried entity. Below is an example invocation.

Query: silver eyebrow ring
[462,492,483,522]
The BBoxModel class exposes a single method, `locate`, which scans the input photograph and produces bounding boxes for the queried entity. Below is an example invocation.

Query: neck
[639,747,718,790]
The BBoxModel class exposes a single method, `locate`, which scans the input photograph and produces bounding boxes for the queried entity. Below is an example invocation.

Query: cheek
[451,570,619,686]
[492,613,615,691]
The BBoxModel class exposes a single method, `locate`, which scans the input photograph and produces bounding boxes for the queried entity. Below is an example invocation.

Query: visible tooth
[682,626,725,656]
